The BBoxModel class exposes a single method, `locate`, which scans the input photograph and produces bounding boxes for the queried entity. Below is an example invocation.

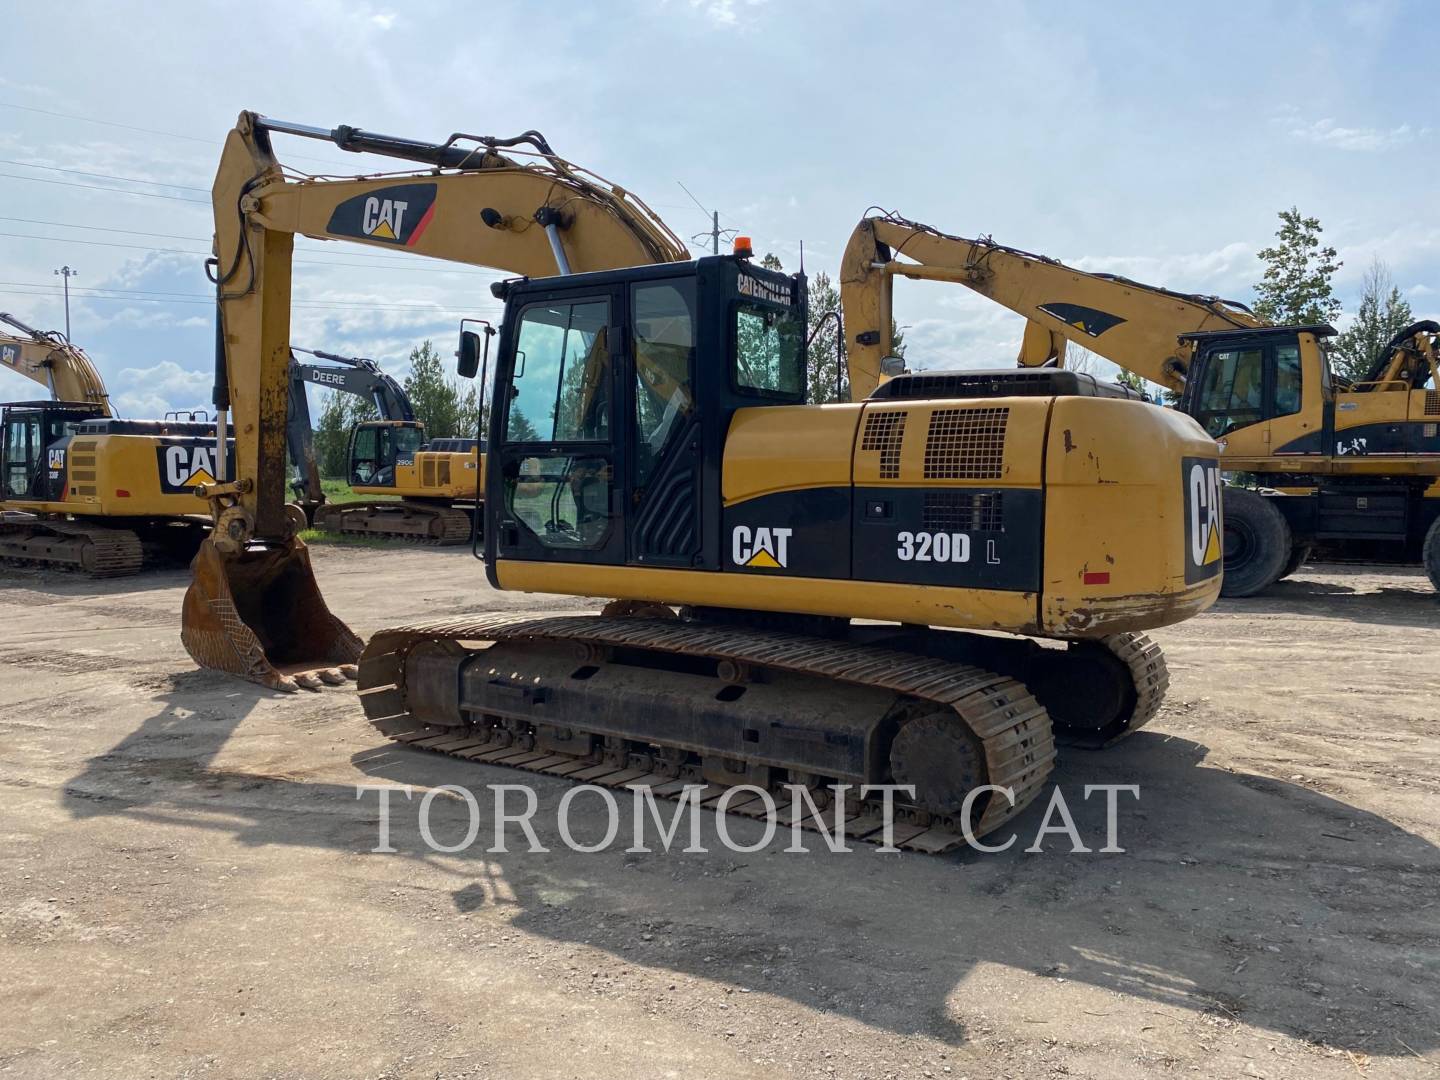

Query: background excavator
[287,346,489,543]
[840,214,1440,595]
[189,111,1222,850]
[0,313,221,575]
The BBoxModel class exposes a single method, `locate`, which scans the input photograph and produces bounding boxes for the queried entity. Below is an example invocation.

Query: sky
[2,0,1436,415]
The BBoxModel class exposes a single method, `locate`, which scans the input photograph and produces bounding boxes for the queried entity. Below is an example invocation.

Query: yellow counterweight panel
[369,448,484,501]
[1041,397,1222,634]
[722,404,859,504]
[12,434,217,517]
[496,561,1039,634]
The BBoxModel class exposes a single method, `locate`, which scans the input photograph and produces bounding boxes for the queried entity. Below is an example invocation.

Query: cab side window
[632,280,696,488]
[1273,344,1303,418]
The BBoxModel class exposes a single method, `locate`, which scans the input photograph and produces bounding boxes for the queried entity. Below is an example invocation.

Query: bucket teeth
[181,536,363,692]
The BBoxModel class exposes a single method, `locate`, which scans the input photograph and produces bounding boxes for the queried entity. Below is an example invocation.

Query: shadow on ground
[62,678,1439,1061]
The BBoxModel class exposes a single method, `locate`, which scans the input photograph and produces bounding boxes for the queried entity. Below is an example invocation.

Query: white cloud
[112,360,210,417]
[1278,115,1421,152]
[1069,241,1255,296]
[370,11,397,29]
[690,0,768,26]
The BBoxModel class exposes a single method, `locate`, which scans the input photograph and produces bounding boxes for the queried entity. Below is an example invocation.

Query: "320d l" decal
[896,530,971,563]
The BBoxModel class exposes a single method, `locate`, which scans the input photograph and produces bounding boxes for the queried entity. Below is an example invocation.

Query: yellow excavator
[840,214,1440,594]
[287,346,492,543]
[0,313,220,574]
[186,112,1222,849]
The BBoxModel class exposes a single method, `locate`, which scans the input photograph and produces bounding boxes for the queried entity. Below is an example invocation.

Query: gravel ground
[0,548,1436,1079]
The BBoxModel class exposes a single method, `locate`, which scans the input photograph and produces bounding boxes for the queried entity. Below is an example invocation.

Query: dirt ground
[0,547,1435,1080]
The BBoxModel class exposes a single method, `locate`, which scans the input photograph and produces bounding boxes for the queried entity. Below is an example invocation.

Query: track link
[0,519,143,577]
[1103,631,1168,740]
[313,501,474,545]
[359,615,1057,854]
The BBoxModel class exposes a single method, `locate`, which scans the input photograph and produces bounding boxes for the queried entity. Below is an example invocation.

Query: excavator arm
[185,110,686,690]
[0,313,112,413]
[840,214,1264,398]
[286,347,416,511]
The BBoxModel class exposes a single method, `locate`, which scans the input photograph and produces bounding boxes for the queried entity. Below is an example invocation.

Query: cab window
[633,280,696,487]
[4,415,39,498]
[1194,347,1265,437]
[506,299,611,443]
[734,302,804,398]
[1274,344,1303,418]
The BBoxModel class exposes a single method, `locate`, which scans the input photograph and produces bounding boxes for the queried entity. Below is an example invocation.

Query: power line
[0,157,209,192]
[0,100,340,167]
[0,215,493,267]
[0,231,499,275]
[1,279,494,307]
[0,214,205,242]
[0,284,489,316]
[0,101,215,144]
[0,171,208,203]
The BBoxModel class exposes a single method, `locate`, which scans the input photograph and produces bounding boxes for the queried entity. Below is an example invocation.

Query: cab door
[1188,335,1318,461]
[2,410,41,499]
[490,287,627,567]
[625,277,702,568]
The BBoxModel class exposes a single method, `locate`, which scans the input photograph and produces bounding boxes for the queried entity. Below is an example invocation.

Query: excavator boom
[185,111,687,690]
[840,214,1263,397]
[0,313,112,414]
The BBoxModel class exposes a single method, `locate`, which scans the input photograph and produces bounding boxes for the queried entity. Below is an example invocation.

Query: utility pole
[678,181,736,255]
[54,265,77,339]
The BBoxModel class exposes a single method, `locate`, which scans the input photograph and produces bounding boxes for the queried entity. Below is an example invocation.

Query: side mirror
[457,330,482,379]
[879,355,907,377]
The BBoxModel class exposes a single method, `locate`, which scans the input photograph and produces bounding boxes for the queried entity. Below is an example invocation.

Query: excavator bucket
[181,536,363,692]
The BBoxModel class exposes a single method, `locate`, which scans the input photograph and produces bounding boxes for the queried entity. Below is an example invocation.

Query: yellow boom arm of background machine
[208,109,687,544]
[0,313,112,413]
[840,213,1264,398]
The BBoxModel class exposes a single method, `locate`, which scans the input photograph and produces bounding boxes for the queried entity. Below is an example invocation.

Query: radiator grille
[923,407,1008,480]
[923,491,1005,532]
[860,411,907,479]
[1426,390,1440,416]
[420,457,452,488]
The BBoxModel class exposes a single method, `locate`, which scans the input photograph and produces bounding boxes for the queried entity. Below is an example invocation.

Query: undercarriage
[358,611,1168,853]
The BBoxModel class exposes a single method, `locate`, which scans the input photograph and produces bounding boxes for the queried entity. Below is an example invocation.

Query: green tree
[1114,370,1151,400]
[1332,257,1414,383]
[1252,207,1342,326]
[403,340,465,438]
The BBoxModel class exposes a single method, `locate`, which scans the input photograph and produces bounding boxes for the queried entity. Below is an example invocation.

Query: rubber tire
[1276,543,1312,581]
[1220,488,1292,597]
[1424,515,1440,594]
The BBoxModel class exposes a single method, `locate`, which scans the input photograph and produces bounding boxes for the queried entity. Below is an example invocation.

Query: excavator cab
[482,255,802,571]
[348,420,426,488]
[1,401,104,502]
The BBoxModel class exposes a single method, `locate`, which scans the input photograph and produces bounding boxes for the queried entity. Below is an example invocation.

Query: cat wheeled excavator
[0,313,220,575]
[286,346,486,542]
[839,214,1440,594]
[187,112,1222,849]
